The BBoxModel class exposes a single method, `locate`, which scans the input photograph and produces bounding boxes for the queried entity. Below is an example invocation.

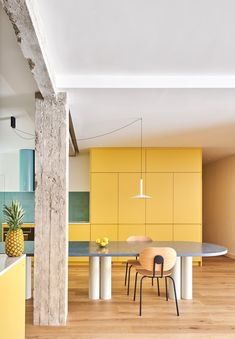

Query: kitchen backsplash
[0,191,89,240]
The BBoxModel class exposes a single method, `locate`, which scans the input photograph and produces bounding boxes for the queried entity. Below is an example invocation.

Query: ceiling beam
[56,75,235,89]
[1,0,56,97]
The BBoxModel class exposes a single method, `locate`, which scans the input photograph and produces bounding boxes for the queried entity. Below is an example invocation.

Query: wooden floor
[26,256,235,339]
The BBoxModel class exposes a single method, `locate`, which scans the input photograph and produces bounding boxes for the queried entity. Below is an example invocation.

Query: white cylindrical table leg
[169,256,181,300]
[89,256,100,300]
[181,256,193,299]
[100,257,112,300]
[26,257,32,299]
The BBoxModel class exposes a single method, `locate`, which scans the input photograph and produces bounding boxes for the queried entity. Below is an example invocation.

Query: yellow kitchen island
[0,254,25,339]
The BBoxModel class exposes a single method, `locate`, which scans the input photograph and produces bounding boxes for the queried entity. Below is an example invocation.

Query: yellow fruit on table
[100,241,107,247]
[96,238,101,244]
[102,237,109,243]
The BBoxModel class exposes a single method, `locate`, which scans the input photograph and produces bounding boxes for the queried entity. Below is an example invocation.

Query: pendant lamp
[132,118,151,199]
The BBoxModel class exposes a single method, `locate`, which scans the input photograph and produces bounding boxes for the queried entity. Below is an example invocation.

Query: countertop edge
[0,254,25,277]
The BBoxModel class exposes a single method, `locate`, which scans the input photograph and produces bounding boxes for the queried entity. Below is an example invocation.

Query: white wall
[203,155,235,257]
[0,152,19,191]
[69,152,90,191]
[0,150,90,192]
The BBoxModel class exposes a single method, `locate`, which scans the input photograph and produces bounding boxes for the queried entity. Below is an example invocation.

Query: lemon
[100,241,107,247]
[102,237,109,243]
[96,238,101,244]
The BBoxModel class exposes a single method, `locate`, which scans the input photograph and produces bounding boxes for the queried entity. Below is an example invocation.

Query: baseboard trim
[225,252,235,260]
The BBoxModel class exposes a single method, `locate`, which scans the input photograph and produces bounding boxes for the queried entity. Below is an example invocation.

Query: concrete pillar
[34,92,69,325]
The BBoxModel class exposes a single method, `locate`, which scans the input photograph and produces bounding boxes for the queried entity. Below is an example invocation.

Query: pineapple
[3,200,25,257]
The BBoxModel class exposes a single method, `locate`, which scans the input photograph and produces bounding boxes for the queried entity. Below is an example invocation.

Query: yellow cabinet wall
[118,224,146,241]
[90,148,145,173]
[146,148,202,172]
[173,224,202,242]
[91,224,118,241]
[146,224,173,241]
[90,173,118,224]
[90,147,202,264]
[69,223,90,263]
[119,173,145,224]
[174,173,202,224]
[146,173,173,223]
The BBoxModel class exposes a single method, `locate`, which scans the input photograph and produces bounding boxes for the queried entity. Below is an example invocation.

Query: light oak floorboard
[26,256,235,339]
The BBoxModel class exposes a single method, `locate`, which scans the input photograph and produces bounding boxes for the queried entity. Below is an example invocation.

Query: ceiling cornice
[56,75,235,89]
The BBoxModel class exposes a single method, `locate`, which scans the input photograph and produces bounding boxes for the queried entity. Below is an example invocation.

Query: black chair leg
[139,276,145,316]
[157,277,160,296]
[133,272,138,301]
[165,277,168,301]
[168,276,179,316]
[127,264,133,295]
[124,262,128,286]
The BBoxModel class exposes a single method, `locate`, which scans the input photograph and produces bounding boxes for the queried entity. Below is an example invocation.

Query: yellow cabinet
[90,173,118,224]
[146,224,173,241]
[91,224,118,241]
[119,173,145,224]
[118,224,146,241]
[146,148,202,172]
[146,173,173,223]
[69,224,90,241]
[90,148,144,173]
[69,224,90,263]
[174,173,202,224]
[0,257,25,339]
[173,224,202,242]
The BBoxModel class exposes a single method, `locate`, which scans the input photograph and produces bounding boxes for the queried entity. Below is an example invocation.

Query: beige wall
[203,155,235,257]
[69,152,90,191]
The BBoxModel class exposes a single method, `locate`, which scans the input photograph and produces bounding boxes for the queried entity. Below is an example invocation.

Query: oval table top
[0,241,228,258]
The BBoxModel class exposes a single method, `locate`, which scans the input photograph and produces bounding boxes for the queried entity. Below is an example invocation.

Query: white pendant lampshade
[132,177,151,199]
[132,117,151,199]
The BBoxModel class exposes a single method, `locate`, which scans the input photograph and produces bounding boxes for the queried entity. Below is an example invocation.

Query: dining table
[0,240,227,301]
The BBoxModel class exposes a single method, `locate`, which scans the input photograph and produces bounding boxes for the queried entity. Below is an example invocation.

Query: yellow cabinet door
[69,224,90,241]
[173,224,202,265]
[174,173,202,224]
[146,148,202,172]
[146,173,173,223]
[173,224,202,242]
[119,173,145,224]
[90,173,118,224]
[146,224,173,241]
[69,224,90,263]
[0,257,25,339]
[118,224,146,241]
[90,148,145,173]
[90,224,118,241]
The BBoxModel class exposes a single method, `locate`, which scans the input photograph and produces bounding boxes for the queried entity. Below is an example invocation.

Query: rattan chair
[133,247,179,316]
[124,236,160,296]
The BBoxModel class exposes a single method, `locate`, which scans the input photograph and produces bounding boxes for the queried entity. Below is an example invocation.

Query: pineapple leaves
[3,200,25,231]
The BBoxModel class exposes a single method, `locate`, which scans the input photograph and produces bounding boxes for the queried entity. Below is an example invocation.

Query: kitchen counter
[0,254,25,276]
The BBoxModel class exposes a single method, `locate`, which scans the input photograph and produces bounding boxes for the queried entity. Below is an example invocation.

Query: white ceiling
[36,0,235,76]
[0,5,37,153]
[2,1,235,162]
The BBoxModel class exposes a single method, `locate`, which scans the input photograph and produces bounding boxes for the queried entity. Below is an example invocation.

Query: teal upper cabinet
[19,149,35,192]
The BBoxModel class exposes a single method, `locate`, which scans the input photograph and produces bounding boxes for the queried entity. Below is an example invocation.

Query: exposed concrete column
[34,92,69,326]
